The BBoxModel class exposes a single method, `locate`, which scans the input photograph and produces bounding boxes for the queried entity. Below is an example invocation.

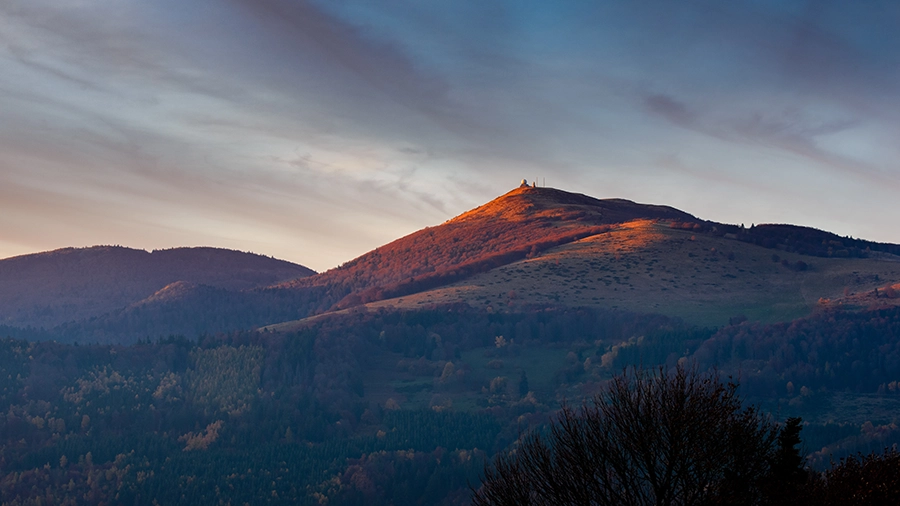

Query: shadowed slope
[0,246,314,328]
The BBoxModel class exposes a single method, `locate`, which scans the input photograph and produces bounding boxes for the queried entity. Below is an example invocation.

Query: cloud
[0,1,479,263]
[640,90,899,190]
[644,95,697,128]
[2,0,900,266]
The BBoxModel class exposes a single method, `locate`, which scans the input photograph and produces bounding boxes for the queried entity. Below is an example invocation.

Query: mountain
[7,186,900,341]
[34,187,691,341]
[267,186,900,331]
[0,246,314,329]
[276,186,701,313]
[6,186,900,505]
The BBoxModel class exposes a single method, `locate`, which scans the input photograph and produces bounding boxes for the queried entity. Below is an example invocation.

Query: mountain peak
[447,186,587,223]
[448,186,696,225]
[278,186,702,314]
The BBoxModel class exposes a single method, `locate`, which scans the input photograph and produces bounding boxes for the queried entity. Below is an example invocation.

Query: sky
[2,0,900,272]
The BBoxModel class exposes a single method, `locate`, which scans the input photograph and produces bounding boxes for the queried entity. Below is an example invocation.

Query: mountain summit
[448,186,695,225]
[280,186,701,311]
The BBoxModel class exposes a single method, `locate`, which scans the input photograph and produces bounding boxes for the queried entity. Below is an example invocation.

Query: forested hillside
[0,246,314,328]
[4,303,900,504]
[49,285,330,345]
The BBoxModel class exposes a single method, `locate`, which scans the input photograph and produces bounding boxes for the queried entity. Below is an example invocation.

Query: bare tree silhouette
[472,365,780,506]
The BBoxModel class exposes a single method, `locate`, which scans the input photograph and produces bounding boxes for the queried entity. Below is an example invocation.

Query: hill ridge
[0,245,314,328]
[7,186,900,341]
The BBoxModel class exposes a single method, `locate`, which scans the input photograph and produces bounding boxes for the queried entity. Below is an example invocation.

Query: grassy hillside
[275,187,698,313]
[357,220,900,327]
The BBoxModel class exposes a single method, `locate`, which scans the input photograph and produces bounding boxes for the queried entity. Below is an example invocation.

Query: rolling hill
[41,186,689,341]
[6,185,900,342]
[0,246,314,329]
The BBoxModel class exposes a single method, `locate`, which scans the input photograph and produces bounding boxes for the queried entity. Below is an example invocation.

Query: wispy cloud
[640,91,899,189]
[644,95,697,129]
[2,0,899,268]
